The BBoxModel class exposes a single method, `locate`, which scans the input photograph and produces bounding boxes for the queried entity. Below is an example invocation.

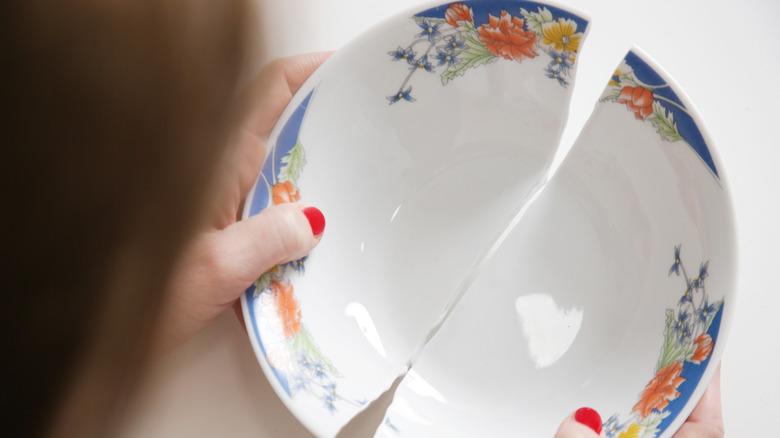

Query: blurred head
[2,1,254,436]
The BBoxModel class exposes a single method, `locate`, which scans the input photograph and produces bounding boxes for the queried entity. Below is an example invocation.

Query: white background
[119,1,780,436]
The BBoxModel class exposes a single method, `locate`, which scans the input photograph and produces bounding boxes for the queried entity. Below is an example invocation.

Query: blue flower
[388,46,415,64]
[292,376,309,391]
[698,261,709,280]
[436,48,458,66]
[544,51,572,87]
[443,35,465,52]
[602,415,624,438]
[417,18,441,42]
[679,290,693,305]
[679,324,693,343]
[387,86,415,104]
[323,397,336,412]
[322,391,337,412]
[282,257,306,273]
[313,362,327,380]
[673,317,684,333]
[690,261,709,288]
[548,51,572,71]
[697,299,718,323]
[297,354,312,370]
[674,310,693,343]
[669,244,682,276]
[410,55,434,72]
[544,66,568,87]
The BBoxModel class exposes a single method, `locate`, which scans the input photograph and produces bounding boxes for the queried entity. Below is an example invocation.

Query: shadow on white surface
[119,314,313,438]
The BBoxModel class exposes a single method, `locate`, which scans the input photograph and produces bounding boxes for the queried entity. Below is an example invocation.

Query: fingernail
[302,206,325,236]
[574,407,602,434]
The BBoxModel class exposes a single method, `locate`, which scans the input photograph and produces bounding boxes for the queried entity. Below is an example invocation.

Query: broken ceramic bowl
[240,2,735,437]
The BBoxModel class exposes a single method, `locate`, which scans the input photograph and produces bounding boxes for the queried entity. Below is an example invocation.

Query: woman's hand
[157,53,331,350]
[555,365,724,438]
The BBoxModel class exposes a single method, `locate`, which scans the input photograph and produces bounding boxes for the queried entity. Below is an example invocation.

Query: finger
[245,52,331,137]
[686,364,723,424]
[233,300,245,331]
[156,204,323,350]
[236,52,331,198]
[674,364,724,438]
[674,422,724,438]
[213,203,324,299]
[555,408,603,438]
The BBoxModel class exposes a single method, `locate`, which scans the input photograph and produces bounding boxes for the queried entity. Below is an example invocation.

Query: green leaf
[600,86,621,102]
[621,76,639,87]
[440,28,497,85]
[656,309,691,370]
[254,266,283,295]
[649,101,682,142]
[656,309,676,369]
[253,272,272,296]
[278,139,306,183]
[413,16,446,27]
[520,7,553,36]
[638,410,671,438]
[614,61,636,84]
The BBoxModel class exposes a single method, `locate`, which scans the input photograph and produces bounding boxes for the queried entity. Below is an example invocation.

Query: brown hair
[1,1,253,436]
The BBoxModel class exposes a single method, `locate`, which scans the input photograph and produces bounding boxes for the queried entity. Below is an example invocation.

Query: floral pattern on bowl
[602,245,724,437]
[241,2,734,437]
[372,46,732,438]
[387,1,589,103]
[242,1,593,432]
[377,246,725,438]
[601,51,719,178]
[244,91,365,413]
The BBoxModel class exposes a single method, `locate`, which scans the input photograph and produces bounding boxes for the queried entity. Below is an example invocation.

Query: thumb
[156,203,324,351]
[218,203,325,287]
[555,408,603,438]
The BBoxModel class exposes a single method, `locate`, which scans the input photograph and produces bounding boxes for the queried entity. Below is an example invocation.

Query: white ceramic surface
[374,47,735,438]
[240,2,735,437]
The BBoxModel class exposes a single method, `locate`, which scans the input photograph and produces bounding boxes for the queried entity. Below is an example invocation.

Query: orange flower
[477,11,537,62]
[690,334,713,364]
[271,180,300,205]
[633,361,685,418]
[272,280,301,337]
[445,3,473,27]
[617,86,654,120]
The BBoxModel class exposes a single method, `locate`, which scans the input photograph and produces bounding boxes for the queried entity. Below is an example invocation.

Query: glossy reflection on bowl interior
[375,49,735,438]
[241,2,734,437]
[241,2,593,435]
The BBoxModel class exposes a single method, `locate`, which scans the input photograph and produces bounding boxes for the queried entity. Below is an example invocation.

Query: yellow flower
[609,61,634,86]
[618,423,641,438]
[541,18,582,53]
[608,69,622,86]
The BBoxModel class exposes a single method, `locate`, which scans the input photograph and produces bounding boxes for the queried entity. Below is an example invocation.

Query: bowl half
[373,47,736,438]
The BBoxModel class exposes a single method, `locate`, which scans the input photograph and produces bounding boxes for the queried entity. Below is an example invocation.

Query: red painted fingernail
[574,407,602,434]
[302,206,325,236]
